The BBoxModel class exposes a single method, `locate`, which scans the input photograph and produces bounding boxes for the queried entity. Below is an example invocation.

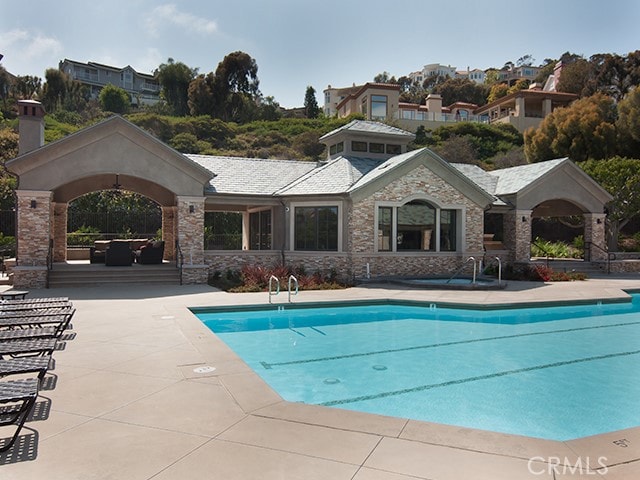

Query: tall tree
[616,85,640,157]
[0,66,12,112]
[524,93,617,162]
[373,71,397,83]
[12,75,42,100]
[155,58,198,116]
[516,54,535,67]
[188,72,216,116]
[211,51,260,122]
[41,68,69,111]
[580,157,640,250]
[303,86,320,118]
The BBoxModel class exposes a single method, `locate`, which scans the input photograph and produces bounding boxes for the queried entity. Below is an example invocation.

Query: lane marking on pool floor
[259,319,640,369]
[319,348,640,406]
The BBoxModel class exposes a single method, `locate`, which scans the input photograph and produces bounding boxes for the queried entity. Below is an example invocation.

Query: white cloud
[2,29,62,58]
[0,28,63,75]
[145,4,217,37]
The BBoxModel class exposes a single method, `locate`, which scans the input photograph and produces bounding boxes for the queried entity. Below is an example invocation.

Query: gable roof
[7,115,215,200]
[320,120,415,141]
[275,156,384,196]
[490,158,567,195]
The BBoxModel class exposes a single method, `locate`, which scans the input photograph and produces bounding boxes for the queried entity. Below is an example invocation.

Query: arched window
[397,200,435,251]
[377,199,459,252]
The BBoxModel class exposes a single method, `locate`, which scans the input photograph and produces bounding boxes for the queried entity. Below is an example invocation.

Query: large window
[294,206,338,251]
[377,200,459,252]
[205,212,242,250]
[371,95,387,120]
[250,210,271,250]
[397,200,435,251]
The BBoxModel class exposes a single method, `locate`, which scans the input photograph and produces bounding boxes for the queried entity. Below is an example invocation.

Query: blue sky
[1,0,639,108]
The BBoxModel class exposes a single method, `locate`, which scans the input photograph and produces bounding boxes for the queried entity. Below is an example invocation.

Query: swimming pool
[193,294,640,441]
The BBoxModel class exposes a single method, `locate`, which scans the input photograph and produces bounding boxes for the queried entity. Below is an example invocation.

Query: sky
[1,0,639,109]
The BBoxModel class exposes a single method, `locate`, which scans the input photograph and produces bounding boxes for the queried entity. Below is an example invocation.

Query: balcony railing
[74,72,99,82]
[395,112,489,124]
[141,82,160,92]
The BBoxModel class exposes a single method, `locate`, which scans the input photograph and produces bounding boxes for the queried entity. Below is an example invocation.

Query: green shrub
[531,237,583,259]
[208,264,349,292]
[67,225,100,245]
[0,233,16,256]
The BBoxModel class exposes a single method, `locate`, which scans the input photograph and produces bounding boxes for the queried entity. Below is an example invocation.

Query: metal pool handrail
[288,275,299,303]
[447,256,476,284]
[268,275,280,304]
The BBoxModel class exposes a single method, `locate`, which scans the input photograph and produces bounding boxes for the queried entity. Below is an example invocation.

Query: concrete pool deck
[1,276,640,479]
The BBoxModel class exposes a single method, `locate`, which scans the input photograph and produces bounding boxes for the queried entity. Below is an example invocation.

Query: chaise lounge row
[0,294,75,453]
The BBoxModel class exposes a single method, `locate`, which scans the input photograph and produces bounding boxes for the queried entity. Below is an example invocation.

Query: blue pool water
[194,295,640,441]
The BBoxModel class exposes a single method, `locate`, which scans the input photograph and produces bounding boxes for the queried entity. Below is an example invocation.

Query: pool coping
[173,286,640,475]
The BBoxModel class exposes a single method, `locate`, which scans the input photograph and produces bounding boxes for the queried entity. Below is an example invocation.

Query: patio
[1,277,640,479]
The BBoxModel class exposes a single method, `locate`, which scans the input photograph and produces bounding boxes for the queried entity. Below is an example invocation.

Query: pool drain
[372,365,387,371]
[323,378,341,384]
[193,366,216,374]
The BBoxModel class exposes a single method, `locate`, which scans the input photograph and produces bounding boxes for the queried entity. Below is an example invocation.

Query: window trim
[289,201,342,252]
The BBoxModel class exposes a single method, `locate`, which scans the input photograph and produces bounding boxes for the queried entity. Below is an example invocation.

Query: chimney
[18,99,46,155]
[425,94,442,113]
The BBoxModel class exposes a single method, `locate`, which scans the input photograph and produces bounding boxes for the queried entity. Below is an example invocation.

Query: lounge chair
[0,301,72,312]
[0,327,58,341]
[105,240,133,266]
[0,338,57,359]
[135,241,165,264]
[0,309,75,338]
[0,356,51,382]
[1,297,69,305]
[0,306,73,318]
[0,378,39,452]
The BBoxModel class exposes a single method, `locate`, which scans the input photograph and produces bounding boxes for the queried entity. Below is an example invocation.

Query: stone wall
[52,203,68,262]
[177,196,204,265]
[348,164,486,276]
[13,190,52,288]
[503,210,531,263]
[162,206,177,262]
[584,213,607,261]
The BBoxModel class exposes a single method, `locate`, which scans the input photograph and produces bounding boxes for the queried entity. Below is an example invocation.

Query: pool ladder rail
[446,256,502,286]
[268,275,299,304]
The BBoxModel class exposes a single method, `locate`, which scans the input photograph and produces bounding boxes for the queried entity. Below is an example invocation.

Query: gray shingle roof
[491,158,567,195]
[275,156,384,195]
[320,120,415,141]
[187,155,316,195]
[450,163,499,194]
[348,149,423,192]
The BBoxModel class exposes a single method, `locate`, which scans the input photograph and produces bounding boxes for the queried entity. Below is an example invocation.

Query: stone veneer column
[162,206,177,261]
[14,190,53,288]
[503,210,532,263]
[176,196,207,284]
[52,202,68,262]
[584,213,607,261]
